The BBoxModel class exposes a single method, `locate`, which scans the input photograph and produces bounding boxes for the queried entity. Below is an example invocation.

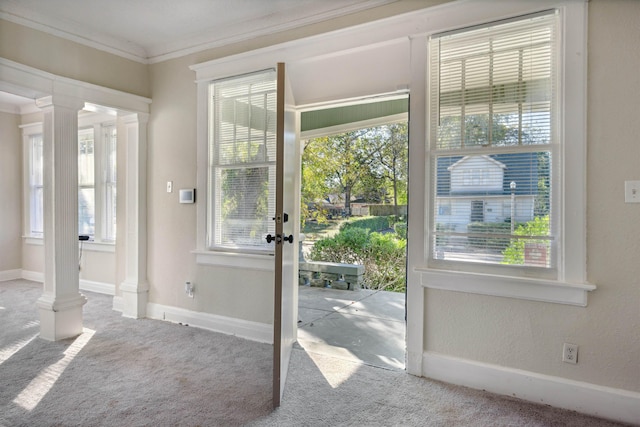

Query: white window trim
[191,71,277,267]
[21,122,43,239]
[21,112,118,247]
[418,1,593,306]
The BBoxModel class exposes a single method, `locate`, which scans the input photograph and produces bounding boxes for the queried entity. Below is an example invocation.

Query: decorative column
[118,112,149,318]
[35,95,87,341]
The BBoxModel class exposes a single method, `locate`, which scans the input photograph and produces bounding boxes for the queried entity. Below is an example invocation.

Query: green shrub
[310,227,407,292]
[502,216,550,265]
[394,222,407,240]
[466,222,512,251]
[340,216,391,233]
[435,223,455,246]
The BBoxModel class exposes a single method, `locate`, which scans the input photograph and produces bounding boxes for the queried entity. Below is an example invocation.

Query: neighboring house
[435,153,541,232]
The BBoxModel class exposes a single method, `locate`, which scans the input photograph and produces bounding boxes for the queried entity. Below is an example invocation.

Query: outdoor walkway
[296,286,406,370]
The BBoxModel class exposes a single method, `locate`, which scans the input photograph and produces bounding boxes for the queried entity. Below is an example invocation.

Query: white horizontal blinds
[30,134,44,236]
[434,12,556,149]
[103,124,117,241]
[210,69,277,249]
[78,127,95,236]
[430,12,557,268]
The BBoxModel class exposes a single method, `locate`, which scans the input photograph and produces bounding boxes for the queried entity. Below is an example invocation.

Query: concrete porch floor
[296,285,406,370]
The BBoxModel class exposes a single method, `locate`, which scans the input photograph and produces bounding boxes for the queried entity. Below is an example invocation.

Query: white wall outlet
[562,343,578,364]
[185,281,194,298]
[167,181,173,193]
[624,180,640,203]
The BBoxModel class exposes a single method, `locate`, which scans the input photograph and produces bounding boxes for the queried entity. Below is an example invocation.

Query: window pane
[430,12,557,270]
[215,166,275,248]
[209,69,277,249]
[434,13,555,150]
[104,125,117,241]
[30,134,44,236]
[31,186,44,236]
[31,135,43,185]
[79,187,95,236]
[433,151,552,267]
[78,128,95,186]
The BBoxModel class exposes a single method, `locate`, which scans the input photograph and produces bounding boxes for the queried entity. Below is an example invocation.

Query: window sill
[82,241,115,253]
[23,236,115,253]
[193,250,274,271]
[414,267,595,306]
[24,236,43,246]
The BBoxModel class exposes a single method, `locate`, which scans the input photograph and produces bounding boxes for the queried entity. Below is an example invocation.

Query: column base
[36,293,87,341]
[120,280,149,319]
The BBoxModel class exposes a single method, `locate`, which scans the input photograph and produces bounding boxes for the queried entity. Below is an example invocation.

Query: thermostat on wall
[179,189,195,204]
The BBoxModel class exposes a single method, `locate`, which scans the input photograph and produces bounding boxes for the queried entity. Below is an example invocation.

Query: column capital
[36,94,85,111]
[119,111,149,125]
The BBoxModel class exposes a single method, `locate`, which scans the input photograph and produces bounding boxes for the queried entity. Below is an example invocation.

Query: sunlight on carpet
[305,347,360,388]
[13,328,95,411]
[0,333,38,365]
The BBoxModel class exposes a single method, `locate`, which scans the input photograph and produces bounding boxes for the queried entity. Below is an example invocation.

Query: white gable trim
[447,155,507,171]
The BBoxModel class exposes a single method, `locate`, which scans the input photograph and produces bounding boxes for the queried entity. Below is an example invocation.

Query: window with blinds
[103,124,117,241]
[78,127,95,236]
[29,133,44,237]
[209,69,277,249]
[429,11,558,269]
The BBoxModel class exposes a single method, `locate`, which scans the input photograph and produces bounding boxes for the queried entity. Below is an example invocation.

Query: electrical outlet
[185,281,194,298]
[562,343,578,364]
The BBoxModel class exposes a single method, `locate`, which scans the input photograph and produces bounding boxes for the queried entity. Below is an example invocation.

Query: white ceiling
[0,0,395,64]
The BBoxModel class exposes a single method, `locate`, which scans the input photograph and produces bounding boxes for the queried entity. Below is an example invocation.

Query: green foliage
[340,216,391,233]
[301,122,408,221]
[435,223,455,246]
[309,226,407,292]
[502,216,550,265]
[467,222,512,250]
[394,222,407,240]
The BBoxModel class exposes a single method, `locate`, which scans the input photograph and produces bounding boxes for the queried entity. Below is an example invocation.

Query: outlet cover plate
[562,343,578,364]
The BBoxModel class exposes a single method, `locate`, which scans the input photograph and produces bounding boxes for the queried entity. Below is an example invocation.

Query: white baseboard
[19,270,114,296]
[147,302,273,344]
[0,269,22,282]
[79,279,115,295]
[422,351,640,426]
[21,270,43,282]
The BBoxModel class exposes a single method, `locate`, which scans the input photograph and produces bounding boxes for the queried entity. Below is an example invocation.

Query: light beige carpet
[0,280,629,426]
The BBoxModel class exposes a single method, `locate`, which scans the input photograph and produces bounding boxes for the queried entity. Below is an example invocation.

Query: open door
[272,62,300,407]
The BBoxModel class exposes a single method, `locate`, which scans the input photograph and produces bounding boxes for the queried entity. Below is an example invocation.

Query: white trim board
[422,352,640,426]
[146,302,272,344]
[18,270,115,295]
[0,269,22,282]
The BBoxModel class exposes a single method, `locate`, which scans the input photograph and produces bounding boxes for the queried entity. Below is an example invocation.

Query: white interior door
[272,62,300,408]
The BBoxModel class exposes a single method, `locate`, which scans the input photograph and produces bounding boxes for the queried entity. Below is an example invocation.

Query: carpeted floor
[0,279,629,426]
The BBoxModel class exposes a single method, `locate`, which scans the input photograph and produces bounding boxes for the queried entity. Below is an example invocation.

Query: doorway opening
[296,94,409,370]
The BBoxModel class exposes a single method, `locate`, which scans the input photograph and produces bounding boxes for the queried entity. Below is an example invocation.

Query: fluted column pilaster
[118,112,149,318]
[35,95,87,341]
